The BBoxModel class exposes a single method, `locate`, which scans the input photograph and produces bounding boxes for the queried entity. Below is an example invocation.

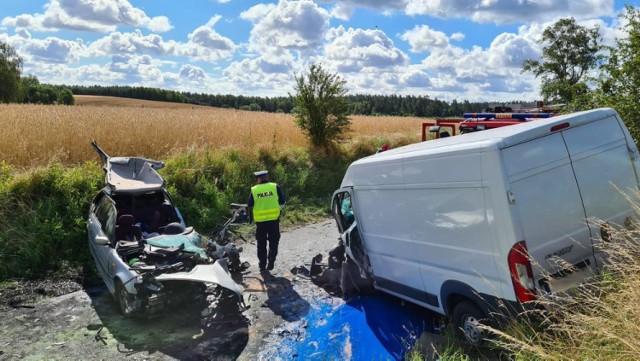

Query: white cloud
[413,24,545,99]
[320,0,615,24]
[24,36,84,64]
[223,54,296,93]
[405,0,615,24]
[240,3,277,22]
[107,54,166,84]
[86,30,178,57]
[325,26,409,72]
[181,15,236,61]
[146,16,173,33]
[450,32,465,41]
[400,68,431,88]
[244,0,330,54]
[85,17,235,62]
[487,32,539,68]
[326,0,407,20]
[400,25,449,53]
[1,0,173,33]
[179,64,207,82]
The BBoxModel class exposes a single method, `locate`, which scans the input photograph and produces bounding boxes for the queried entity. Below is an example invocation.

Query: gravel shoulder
[0,219,341,361]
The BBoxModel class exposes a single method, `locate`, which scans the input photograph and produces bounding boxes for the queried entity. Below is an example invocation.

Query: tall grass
[408,214,640,361]
[485,210,640,360]
[0,103,426,168]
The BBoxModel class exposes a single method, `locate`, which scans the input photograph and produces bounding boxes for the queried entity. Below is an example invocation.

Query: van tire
[452,300,488,346]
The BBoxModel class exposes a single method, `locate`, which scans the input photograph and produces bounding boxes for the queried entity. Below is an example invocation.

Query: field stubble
[1,103,427,168]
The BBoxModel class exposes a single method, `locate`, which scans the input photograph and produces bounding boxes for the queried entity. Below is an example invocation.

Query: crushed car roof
[92,141,165,193]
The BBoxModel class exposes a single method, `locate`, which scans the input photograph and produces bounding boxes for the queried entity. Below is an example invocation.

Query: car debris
[87,141,248,317]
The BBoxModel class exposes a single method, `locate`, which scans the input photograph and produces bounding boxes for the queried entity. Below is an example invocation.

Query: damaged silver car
[87,141,247,317]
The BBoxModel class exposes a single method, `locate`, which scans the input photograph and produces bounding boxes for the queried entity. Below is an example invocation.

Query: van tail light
[508,241,537,302]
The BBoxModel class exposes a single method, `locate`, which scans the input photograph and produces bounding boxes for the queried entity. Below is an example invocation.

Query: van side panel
[355,151,502,313]
[501,132,596,291]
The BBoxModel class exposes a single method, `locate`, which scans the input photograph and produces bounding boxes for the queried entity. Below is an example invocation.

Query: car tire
[452,300,488,346]
[115,280,135,317]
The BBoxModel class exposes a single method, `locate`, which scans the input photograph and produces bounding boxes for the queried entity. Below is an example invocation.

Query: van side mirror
[95,235,110,246]
[428,125,441,133]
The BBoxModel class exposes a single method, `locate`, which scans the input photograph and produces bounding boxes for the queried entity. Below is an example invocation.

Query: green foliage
[293,64,351,150]
[0,162,103,280]
[593,5,640,142]
[0,42,23,103]
[522,18,601,104]
[21,75,75,105]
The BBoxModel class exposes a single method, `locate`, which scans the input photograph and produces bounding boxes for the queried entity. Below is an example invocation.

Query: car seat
[115,214,142,241]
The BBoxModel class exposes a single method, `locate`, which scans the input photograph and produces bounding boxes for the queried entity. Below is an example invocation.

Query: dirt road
[0,220,349,360]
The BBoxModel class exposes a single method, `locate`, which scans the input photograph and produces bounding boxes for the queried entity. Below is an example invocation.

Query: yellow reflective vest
[251,182,281,222]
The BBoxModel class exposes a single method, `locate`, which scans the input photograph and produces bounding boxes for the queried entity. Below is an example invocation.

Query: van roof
[360,108,619,161]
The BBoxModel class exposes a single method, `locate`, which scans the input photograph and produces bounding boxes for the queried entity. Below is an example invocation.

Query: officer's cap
[253,170,268,177]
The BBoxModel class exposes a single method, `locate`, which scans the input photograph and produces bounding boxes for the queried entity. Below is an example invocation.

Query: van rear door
[502,132,596,293]
[561,115,639,259]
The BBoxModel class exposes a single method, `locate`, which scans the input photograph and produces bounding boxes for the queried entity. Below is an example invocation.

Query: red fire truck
[421,112,555,141]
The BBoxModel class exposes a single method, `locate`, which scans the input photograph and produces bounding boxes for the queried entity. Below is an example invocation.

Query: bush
[293,64,351,150]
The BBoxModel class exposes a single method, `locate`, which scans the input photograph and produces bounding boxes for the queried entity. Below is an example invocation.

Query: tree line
[68,84,495,117]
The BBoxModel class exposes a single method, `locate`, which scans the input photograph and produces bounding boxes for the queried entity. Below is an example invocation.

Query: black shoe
[267,263,274,271]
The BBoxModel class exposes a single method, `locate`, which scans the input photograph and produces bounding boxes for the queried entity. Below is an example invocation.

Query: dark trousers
[256,220,280,266]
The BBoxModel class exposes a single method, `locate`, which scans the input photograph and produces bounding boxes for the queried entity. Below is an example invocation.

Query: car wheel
[452,300,488,346]
[115,280,135,317]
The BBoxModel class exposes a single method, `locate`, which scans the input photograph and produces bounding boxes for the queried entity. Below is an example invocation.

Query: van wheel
[115,280,135,317]
[452,301,488,346]
[340,258,373,297]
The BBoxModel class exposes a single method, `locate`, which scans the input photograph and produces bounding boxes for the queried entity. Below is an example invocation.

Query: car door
[331,188,368,272]
[88,194,117,286]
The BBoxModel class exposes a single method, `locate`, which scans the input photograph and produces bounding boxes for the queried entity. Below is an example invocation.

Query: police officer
[247,170,286,271]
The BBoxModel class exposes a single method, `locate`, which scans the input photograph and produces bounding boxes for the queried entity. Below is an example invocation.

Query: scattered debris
[95,326,108,345]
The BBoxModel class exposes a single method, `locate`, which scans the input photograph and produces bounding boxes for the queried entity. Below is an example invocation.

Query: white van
[331,108,640,344]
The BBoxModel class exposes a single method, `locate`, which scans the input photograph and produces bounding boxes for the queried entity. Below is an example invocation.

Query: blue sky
[0,0,636,101]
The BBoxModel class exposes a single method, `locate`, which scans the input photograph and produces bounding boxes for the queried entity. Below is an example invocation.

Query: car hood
[155,260,243,301]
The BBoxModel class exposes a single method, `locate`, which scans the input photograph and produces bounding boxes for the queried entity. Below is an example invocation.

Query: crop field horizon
[2,97,428,168]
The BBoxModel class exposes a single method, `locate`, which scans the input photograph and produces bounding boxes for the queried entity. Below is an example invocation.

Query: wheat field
[1,100,427,168]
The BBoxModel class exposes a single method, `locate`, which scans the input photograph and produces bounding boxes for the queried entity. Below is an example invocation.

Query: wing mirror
[95,235,110,246]
[428,125,441,133]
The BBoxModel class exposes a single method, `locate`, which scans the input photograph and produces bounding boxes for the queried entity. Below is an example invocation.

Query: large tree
[0,42,23,103]
[522,18,600,104]
[594,5,640,141]
[292,64,351,150]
